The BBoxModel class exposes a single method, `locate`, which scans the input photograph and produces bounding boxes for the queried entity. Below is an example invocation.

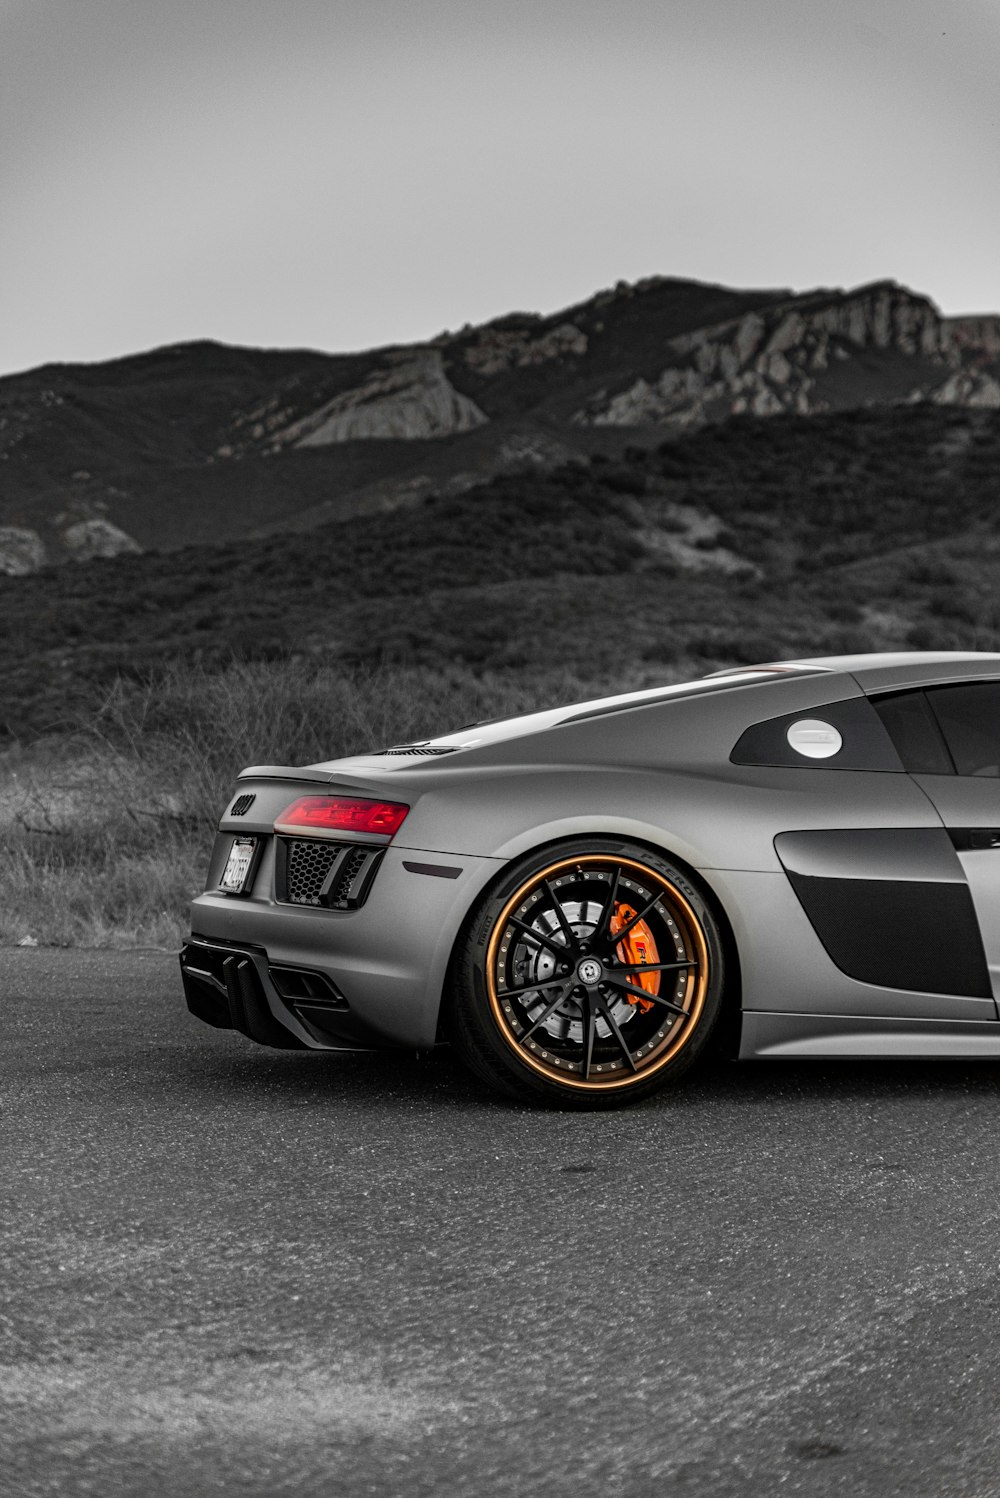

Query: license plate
[220,836,258,894]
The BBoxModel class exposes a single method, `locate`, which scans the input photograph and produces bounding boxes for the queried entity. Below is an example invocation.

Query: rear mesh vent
[379,744,459,756]
[230,793,256,816]
[285,840,339,904]
[278,838,384,910]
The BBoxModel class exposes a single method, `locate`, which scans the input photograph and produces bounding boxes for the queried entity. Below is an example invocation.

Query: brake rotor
[514,896,638,1044]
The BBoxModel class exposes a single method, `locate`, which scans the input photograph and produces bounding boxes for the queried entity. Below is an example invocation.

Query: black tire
[445,839,726,1109]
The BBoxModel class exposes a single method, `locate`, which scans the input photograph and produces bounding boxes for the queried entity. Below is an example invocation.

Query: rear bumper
[185,843,504,1050]
[180,938,386,1050]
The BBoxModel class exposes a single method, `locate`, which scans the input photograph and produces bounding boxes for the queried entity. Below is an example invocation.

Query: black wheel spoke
[520,987,577,1043]
[602,890,664,950]
[607,959,698,974]
[500,977,571,1001]
[541,879,578,949]
[602,974,689,1017]
[596,998,639,1073]
[590,865,621,947]
[508,917,569,958]
[581,997,596,1080]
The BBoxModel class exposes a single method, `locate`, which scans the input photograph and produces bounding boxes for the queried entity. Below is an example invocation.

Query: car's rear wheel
[446,840,726,1108]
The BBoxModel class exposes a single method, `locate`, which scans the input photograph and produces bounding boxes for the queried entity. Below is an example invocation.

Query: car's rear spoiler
[236,764,392,787]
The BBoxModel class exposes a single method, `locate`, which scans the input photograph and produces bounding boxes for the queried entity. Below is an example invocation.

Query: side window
[925,683,1000,778]
[870,690,955,775]
[730,696,903,770]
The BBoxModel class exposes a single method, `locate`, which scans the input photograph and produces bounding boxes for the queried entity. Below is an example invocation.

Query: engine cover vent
[379,744,459,756]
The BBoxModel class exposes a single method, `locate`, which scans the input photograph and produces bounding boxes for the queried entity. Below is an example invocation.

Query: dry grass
[0,658,618,948]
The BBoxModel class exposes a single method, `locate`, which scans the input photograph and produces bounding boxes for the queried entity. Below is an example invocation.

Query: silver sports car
[181,651,1000,1108]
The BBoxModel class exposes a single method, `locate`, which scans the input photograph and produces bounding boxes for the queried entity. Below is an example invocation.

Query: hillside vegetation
[2,403,1000,741]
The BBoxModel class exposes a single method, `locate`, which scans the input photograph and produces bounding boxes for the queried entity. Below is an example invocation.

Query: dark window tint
[925,683,1000,778]
[871,691,955,775]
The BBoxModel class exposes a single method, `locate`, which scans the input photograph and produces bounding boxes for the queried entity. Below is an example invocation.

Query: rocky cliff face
[573,282,1000,430]
[228,350,489,451]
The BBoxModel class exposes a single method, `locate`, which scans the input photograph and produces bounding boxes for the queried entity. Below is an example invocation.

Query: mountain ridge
[1,274,998,577]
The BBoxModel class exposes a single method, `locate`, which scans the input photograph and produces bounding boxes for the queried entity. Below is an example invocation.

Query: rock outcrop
[916,368,1000,409]
[0,527,46,576]
[574,282,1000,430]
[0,515,141,575]
[62,518,142,562]
[266,351,488,447]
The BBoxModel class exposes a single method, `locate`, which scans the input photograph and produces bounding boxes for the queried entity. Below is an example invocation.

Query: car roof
[712,651,1000,691]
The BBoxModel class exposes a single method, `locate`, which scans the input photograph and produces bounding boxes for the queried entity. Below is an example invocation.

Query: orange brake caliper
[609,903,660,1012]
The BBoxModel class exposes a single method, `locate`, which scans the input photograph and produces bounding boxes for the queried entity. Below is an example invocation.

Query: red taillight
[274,795,409,838]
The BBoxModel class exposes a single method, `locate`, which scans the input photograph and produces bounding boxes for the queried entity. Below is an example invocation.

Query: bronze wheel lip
[486,854,710,1093]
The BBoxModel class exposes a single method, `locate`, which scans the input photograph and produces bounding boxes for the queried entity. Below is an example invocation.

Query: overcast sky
[1,0,998,376]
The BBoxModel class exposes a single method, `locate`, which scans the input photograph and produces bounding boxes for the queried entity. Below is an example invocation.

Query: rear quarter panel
[377,673,941,872]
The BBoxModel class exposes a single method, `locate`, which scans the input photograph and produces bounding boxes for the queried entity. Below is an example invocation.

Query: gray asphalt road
[3,949,1000,1497]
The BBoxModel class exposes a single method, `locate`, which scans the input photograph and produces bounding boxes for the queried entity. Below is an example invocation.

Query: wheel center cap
[577,957,603,986]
